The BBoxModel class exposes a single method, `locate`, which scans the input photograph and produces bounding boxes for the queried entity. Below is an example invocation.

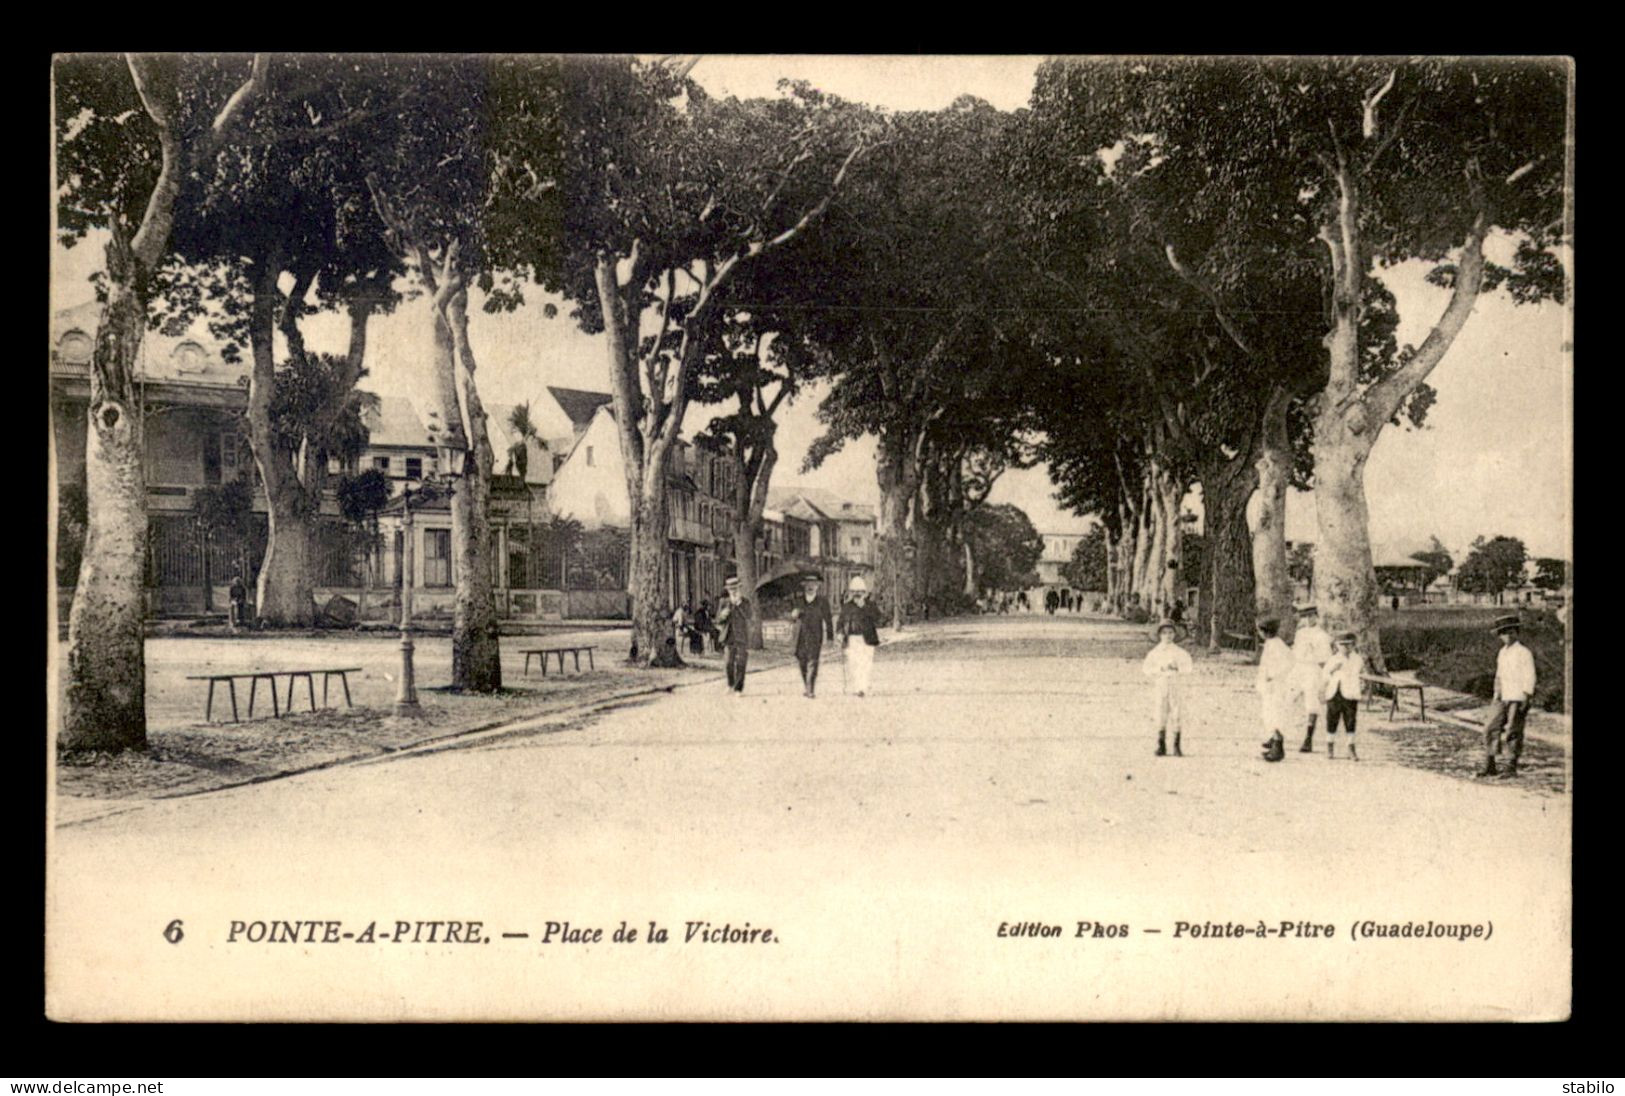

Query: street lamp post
[393,481,424,716]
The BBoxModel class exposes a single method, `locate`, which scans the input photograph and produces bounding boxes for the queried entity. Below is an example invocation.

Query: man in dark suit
[790,573,836,698]
[716,574,752,694]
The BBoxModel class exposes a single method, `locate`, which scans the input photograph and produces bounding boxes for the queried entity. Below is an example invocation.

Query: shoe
[1348,742,1359,761]
[1476,758,1498,777]
[1156,732,1167,757]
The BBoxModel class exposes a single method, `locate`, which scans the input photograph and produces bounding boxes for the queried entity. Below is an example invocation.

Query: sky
[49,55,1572,563]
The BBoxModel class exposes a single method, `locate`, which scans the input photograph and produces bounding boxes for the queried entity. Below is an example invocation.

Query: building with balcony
[546,402,739,613]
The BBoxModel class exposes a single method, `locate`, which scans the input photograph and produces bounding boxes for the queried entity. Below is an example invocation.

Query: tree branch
[1165,244,1254,356]
[1363,211,1490,426]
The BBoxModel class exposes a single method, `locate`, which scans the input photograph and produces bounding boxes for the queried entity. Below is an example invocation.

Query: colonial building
[762,486,877,598]
[547,403,739,613]
[52,301,274,615]
[1034,531,1087,589]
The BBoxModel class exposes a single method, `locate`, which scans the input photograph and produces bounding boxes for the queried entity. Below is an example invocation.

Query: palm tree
[505,402,546,591]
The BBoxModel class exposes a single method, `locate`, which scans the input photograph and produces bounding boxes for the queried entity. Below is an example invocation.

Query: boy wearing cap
[1292,605,1334,752]
[1479,615,1537,777]
[1321,631,1365,760]
[716,574,752,694]
[839,576,881,697]
[1142,620,1194,757]
[1258,618,1294,762]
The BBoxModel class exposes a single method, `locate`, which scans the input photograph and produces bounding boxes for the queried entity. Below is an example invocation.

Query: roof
[546,386,614,430]
[362,397,432,449]
[52,300,249,386]
[1371,540,1445,570]
[765,486,876,524]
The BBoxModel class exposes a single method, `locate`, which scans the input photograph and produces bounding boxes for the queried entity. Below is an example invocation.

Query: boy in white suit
[1257,618,1294,762]
[1292,605,1334,753]
[1142,619,1194,757]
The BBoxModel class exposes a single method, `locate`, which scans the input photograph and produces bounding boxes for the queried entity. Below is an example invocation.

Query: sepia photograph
[46,53,1573,1022]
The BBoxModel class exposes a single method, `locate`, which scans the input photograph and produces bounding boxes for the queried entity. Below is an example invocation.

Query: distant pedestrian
[693,600,714,655]
[1168,598,1185,628]
[1257,618,1293,762]
[1478,614,1537,778]
[716,575,752,694]
[228,571,248,633]
[839,575,882,697]
[1143,619,1194,757]
[1291,605,1333,753]
[1320,631,1365,761]
[1045,589,1058,615]
[790,573,836,698]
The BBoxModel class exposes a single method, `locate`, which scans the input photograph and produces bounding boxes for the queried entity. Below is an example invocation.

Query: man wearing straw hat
[715,572,752,695]
[839,575,882,697]
[1478,614,1537,777]
[790,571,835,699]
[1291,604,1334,753]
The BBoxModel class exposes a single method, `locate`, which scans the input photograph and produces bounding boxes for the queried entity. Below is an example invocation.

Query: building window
[405,457,422,480]
[851,536,862,548]
[374,456,391,474]
[425,529,451,587]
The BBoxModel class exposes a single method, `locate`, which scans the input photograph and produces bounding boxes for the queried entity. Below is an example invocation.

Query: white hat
[848,575,869,593]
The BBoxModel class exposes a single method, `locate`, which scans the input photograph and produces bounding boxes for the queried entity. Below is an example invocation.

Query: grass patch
[1378,607,1565,713]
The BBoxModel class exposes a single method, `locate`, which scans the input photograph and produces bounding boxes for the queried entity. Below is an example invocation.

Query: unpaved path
[48,614,1570,1021]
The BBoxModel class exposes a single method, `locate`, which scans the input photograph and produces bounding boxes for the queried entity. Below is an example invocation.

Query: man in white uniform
[1291,605,1334,753]
[1142,619,1194,757]
[1479,614,1538,778]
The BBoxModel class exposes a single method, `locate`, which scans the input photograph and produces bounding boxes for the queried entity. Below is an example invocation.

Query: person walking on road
[716,575,752,694]
[839,575,882,697]
[790,573,835,698]
[1292,605,1334,753]
[1143,619,1194,757]
[1478,614,1537,778]
[1258,618,1294,762]
[1321,631,1365,760]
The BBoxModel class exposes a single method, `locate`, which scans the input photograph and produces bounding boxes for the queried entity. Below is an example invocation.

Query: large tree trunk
[1309,166,1488,670]
[1144,466,1168,614]
[1310,407,1383,669]
[445,290,502,692]
[1251,388,1295,643]
[1160,473,1184,610]
[245,256,317,628]
[630,488,678,665]
[62,231,149,752]
[729,438,776,650]
[875,430,919,630]
[1198,452,1259,652]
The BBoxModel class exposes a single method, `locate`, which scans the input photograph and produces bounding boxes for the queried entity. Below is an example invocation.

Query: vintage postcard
[47,53,1573,1021]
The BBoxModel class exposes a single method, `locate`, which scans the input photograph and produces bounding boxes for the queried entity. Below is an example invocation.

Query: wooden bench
[520,646,597,677]
[1362,673,1427,722]
[186,668,363,724]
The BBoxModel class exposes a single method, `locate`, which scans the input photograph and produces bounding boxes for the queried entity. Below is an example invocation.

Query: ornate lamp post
[393,478,432,716]
[393,430,467,715]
